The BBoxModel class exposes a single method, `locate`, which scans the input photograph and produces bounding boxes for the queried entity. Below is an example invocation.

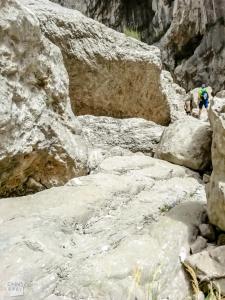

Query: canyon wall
[51,0,225,93]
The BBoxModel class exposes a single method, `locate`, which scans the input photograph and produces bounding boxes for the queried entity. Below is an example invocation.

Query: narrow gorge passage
[0,0,225,300]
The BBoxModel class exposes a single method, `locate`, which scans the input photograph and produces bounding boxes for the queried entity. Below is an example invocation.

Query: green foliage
[123,27,141,41]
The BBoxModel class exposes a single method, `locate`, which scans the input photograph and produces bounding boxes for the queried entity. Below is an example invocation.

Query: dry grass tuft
[183,262,225,300]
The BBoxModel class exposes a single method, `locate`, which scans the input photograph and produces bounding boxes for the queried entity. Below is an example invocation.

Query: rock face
[185,246,225,296]
[207,97,225,231]
[155,117,212,171]
[161,0,225,93]
[78,115,164,156]
[22,0,186,125]
[0,0,88,197]
[0,155,206,299]
[50,0,177,45]
[52,0,225,93]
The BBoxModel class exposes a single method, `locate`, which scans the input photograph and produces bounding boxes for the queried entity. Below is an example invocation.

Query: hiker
[198,84,209,118]
[184,92,193,116]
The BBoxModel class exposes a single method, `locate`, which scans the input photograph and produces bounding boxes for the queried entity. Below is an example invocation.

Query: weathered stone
[203,174,210,184]
[0,0,88,197]
[193,292,205,300]
[160,70,187,122]
[217,234,225,246]
[155,117,212,171]
[52,0,225,94]
[190,236,207,254]
[0,155,206,300]
[216,90,225,98]
[199,224,216,242]
[161,1,225,93]
[207,97,225,231]
[200,209,209,224]
[185,246,225,295]
[87,147,135,172]
[22,0,186,125]
[78,115,164,156]
[46,296,72,300]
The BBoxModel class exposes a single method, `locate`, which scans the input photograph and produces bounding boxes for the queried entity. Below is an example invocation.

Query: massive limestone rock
[78,115,164,155]
[22,0,186,125]
[52,0,225,93]
[0,155,206,299]
[207,97,225,231]
[0,0,88,197]
[155,117,212,171]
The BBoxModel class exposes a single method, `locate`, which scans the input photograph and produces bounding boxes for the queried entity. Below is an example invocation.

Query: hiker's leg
[205,100,209,115]
[199,101,203,118]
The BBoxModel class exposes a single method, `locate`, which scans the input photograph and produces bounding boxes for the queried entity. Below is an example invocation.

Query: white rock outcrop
[207,97,225,230]
[0,155,206,300]
[78,115,164,156]
[0,0,87,197]
[155,117,212,171]
[22,0,186,125]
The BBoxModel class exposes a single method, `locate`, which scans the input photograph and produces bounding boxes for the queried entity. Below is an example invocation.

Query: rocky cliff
[51,0,225,93]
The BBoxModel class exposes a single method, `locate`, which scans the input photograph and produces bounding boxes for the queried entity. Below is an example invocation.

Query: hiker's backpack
[201,89,208,101]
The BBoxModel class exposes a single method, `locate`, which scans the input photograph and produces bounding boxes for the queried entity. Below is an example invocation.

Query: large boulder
[0,155,206,299]
[0,0,88,197]
[51,0,225,94]
[22,0,186,125]
[155,117,212,171]
[78,115,164,156]
[207,97,225,231]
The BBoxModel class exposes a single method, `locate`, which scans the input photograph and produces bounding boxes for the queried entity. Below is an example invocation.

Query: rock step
[0,155,206,299]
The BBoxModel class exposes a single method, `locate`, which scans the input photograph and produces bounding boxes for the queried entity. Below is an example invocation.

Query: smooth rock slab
[78,115,164,156]
[155,117,212,171]
[0,155,206,300]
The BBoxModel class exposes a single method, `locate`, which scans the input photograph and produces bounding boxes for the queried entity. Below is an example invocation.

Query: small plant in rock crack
[159,204,172,213]
[159,203,175,213]
[159,200,182,214]
[123,27,141,40]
